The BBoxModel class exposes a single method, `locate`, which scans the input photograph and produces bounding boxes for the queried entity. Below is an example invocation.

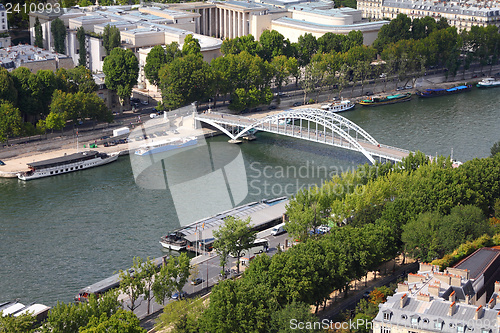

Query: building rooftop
[454,248,500,280]
[0,45,70,71]
[273,16,389,30]
[382,0,500,17]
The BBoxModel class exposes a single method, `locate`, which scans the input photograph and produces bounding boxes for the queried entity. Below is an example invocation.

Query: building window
[457,324,465,333]
[434,320,444,330]
[383,311,392,321]
[381,327,391,333]
[410,316,420,325]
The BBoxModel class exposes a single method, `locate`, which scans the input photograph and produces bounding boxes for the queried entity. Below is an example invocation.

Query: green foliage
[182,34,201,56]
[431,234,500,269]
[103,48,139,107]
[491,140,500,157]
[119,257,147,312]
[103,25,121,56]
[0,312,36,333]
[77,27,86,67]
[221,35,261,56]
[51,18,67,54]
[0,67,18,105]
[158,53,212,110]
[152,254,191,305]
[270,302,321,333]
[259,30,292,62]
[213,216,257,274]
[34,17,44,48]
[0,101,23,142]
[145,43,182,87]
[295,33,318,67]
[156,298,207,332]
[79,309,145,333]
[42,291,120,333]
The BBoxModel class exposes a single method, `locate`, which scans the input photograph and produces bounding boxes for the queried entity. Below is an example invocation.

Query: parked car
[268,105,277,110]
[141,100,149,105]
[150,113,159,119]
[130,97,140,103]
[0,160,4,166]
[405,85,413,89]
[365,91,373,96]
[190,278,203,285]
[172,291,187,299]
[293,102,302,107]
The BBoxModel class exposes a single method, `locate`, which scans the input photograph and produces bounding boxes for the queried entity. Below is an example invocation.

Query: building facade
[0,4,11,48]
[0,44,74,72]
[373,249,500,333]
[358,0,500,31]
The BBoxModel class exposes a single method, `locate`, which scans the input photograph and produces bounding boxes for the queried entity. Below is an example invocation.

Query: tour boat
[159,232,187,251]
[17,151,118,181]
[320,99,355,112]
[135,137,197,156]
[416,85,472,98]
[359,92,412,106]
[476,78,500,88]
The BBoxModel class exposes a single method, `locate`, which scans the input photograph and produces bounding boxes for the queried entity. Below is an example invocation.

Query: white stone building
[0,44,74,72]
[0,4,11,48]
[358,0,500,31]
[373,249,500,333]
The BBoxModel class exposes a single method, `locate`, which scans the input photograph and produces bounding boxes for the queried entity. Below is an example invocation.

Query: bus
[230,238,269,258]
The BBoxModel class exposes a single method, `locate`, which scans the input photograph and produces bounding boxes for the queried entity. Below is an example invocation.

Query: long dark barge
[416,84,472,98]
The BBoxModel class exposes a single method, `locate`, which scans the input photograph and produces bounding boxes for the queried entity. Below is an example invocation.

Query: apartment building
[0,4,11,48]
[373,248,500,333]
[358,0,500,31]
[0,44,73,72]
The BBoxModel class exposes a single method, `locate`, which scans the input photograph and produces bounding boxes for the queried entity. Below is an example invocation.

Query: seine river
[1,88,499,306]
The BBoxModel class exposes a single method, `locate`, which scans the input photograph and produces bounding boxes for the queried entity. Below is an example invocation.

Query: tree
[152,254,191,304]
[0,67,18,105]
[0,101,23,142]
[51,18,67,54]
[43,291,120,333]
[79,309,145,333]
[144,45,167,87]
[372,14,412,52]
[182,34,201,56]
[158,53,212,110]
[296,33,318,67]
[119,257,146,312]
[270,302,321,333]
[491,140,500,157]
[77,26,86,67]
[213,216,256,274]
[34,17,43,48]
[103,24,121,56]
[0,313,36,333]
[103,48,139,112]
[259,30,291,62]
[44,111,66,132]
[156,298,207,333]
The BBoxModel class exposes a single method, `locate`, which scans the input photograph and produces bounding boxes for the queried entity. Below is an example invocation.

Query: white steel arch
[195,109,381,164]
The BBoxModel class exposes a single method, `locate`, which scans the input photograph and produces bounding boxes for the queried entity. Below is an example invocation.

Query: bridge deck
[195,111,410,163]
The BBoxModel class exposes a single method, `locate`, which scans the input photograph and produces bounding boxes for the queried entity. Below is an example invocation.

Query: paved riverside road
[136,228,292,331]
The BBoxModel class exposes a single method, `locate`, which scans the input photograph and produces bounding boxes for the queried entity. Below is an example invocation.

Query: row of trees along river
[3,13,500,142]
[3,152,499,332]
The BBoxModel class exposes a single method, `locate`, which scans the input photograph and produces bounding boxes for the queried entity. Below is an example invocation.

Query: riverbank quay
[0,114,218,178]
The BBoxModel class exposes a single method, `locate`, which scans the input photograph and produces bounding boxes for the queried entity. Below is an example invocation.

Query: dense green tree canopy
[0,101,23,142]
[103,24,121,56]
[51,18,67,54]
[103,48,139,108]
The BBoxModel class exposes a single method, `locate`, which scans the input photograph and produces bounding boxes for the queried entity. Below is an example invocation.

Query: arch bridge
[195,108,411,164]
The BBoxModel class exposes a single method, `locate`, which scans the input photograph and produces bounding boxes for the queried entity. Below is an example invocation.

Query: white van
[271,223,286,236]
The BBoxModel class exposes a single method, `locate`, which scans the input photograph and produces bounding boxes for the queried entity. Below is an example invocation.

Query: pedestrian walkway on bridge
[195,109,411,164]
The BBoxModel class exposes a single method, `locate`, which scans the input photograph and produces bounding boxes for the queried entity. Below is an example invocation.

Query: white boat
[17,151,118,181]
[135,137,197,156]
[476,78,500,88]
[159,232,187,251]
[320,99,355,112]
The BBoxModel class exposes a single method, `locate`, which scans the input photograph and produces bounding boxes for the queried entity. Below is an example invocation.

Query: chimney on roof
[497,311,500,329]
[400,293,408,308]
[449,301,456,316]
[475,305,484,320]
[488,297,496,309]
[429,283,440,297]
[450,275,461,287]
[449,290,456,303]
[495,281,500,294]
[465,294,471,304]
